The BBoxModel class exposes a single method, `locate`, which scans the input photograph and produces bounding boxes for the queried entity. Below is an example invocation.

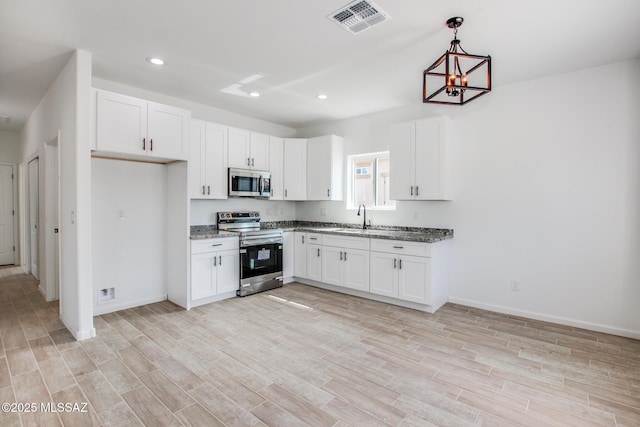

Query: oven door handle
[241,238,283,246]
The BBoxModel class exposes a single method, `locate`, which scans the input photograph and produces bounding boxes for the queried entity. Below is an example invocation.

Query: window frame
[347,151,396,211]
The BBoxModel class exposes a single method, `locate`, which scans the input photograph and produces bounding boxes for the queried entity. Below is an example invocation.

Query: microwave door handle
[258,176,263,195]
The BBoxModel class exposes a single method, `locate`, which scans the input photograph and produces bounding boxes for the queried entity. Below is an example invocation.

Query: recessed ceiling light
[317,94,328,100]
[147,57,165,66]
[249,92,260,97]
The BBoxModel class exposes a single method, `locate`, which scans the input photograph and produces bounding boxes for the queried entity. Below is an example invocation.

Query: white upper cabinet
[269,136,284,200]
[307,135,344,201]
[389,116,452,200]
[190,120,228,199]
[283,138,307,200]
[228,128,269,170]
[96,90,190,161]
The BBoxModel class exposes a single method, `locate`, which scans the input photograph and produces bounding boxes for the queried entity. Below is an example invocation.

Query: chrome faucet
[357,204,367,229]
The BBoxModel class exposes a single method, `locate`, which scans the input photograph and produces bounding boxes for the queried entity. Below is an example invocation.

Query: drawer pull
[211,243,223,246]
[309,237,318,241]
[393,246,404,249]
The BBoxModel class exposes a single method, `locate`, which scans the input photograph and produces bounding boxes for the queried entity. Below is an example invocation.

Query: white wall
[92,158,168,314]
[190,199,296,225]
[0,130,19,163]
[19,50,94,340]
[92,77,297,138]
[295,60,640,338]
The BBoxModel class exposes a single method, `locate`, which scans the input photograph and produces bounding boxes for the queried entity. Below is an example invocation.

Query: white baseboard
[447,297,640,340]
[93,294,168,316]
[60,313,96,341]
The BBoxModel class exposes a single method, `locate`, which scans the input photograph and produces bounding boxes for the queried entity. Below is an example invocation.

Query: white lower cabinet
[282,231,294,282]
[370,239,433,305]
[293,232,307,278]
[370,251,431,304]
[190,238,239,308]
[292,232,450,313]
[321,235,370,291]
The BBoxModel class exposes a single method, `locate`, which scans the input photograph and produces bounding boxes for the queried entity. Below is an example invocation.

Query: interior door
[28,158,39,279]
[0,165,15,265]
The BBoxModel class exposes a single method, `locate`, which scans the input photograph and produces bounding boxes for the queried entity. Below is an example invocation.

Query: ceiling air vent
[328,0,391,35]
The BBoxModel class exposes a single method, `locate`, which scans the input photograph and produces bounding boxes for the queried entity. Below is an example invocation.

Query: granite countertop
[190,222,453,243]
[190,225,238,240]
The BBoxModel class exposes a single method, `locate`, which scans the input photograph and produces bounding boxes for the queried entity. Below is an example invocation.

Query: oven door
[240,241,283,281]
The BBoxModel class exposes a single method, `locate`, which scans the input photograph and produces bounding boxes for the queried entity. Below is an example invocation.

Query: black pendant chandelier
[423,17,491,105]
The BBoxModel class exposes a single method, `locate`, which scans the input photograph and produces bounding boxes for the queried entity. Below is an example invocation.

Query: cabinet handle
[219,255,222,265]
[392,246,403,249]
[327,189,330,197]
[207,185,210,195]
[339,251,343,261]
[416,186,419,196]
[213,256,217,266]
[302,236,305,244]
[150,139,153,151]
[142,138,146,150]
[317,248,320,257]
[247,157,251,166]
[309,237,317,241]
[251,158,255,167]
[202,185,205,195]
[211,243,222,246]
[285,189,288,198]
[344,252,347,261]
[410,186,413,196]
[399,259,402,269]
[394,258,397,269]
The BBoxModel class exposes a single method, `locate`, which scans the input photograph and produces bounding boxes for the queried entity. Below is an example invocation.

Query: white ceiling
[1,0,639,132]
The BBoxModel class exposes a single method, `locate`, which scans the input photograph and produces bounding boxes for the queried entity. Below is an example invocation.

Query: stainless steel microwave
[228,168,271,199]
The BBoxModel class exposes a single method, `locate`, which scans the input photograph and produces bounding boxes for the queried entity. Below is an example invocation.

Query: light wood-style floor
[1,266,639,426]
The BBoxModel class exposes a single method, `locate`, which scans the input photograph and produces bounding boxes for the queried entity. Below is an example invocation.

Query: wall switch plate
[510,280,520,292]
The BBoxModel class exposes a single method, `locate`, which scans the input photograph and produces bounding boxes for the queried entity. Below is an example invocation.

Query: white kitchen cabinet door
[293,232,307,278]
[147,101,190,160]
[190,121,228,199]
[398,254,431,304]
[269,137,284,200]
[343,248,369,291]
[216,250,240,294]
[189,120,206,198]
[191,253,215,300]
[96,90,190,161]
[283,231,294,280]
[203,123,228,199]
[321,246,343,286]
[283,138,307,200]
[306,135,343,201]
[389,117,452,200]
[306,244,322,282]
[389,121,415,200]
[250,132,270,170]
[228,128,251,169]
[369,252,398,298]
[96,90,147,156]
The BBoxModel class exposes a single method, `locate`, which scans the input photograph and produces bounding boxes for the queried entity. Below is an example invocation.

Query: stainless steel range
[217,211,283,297]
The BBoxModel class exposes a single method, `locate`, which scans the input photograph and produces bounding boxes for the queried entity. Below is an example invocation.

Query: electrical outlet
[510,280,520,292]
[98,287,116,304]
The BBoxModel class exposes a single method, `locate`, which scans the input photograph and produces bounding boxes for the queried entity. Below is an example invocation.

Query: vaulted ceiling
[1,0,639,131]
